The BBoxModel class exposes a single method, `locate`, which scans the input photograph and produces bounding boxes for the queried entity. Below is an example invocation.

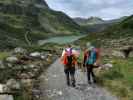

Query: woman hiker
[60,44,77,87]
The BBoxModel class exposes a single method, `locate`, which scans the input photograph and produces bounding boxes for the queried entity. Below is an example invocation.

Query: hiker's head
[66,44,71,48]
[86,42,91,48]
[86,43,95,51]
[88,46,95,51]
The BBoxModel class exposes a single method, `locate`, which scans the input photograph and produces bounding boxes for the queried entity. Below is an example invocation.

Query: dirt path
[39,59,118,100]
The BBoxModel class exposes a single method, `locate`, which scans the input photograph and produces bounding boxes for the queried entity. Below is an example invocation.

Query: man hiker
[60,45,77,87]
[84,44,100,84]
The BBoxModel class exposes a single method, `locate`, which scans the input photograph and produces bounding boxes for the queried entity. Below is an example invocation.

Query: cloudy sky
[45,0,133,20]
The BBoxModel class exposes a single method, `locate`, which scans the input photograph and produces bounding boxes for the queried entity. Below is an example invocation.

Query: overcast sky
[45,0,133,20]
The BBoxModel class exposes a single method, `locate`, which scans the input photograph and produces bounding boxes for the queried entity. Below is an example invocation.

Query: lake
[38,35,85,45]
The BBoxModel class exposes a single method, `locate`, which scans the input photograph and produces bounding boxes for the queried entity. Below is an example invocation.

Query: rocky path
[39,59,118,100]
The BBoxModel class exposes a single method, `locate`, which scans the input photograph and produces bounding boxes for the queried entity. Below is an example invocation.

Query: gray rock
[112,50,124,58]
[20,73,30,79]
[0,84,5,92]
[100,63,113,70]
[0,95,13,100]
[6,56,18,63]
[6,79,20,90]
[7,63,13,68]
[14,47,27,54]
[21,79,33,88]
[0,60,5,69]
[29,64,36,68]
[30,52,41,58]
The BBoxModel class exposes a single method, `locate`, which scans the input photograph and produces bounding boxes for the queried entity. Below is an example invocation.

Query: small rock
[0,60,5,69]
[41,55,47,59]
[0,95,13,100]
[112,51,124,58]
[20,73,30,79]
[6,56,18,63]
[28,72,35,78]
[21,79,33,88]
[104,63,113,68]
[57,91,63,96]
[52,75,57,78]
[14,47,27,54]
[30,52,41,58]
[6,79,20,90]
[0,84,4,92]
[100,63,113,70]
[7,63,13,68]
[29,64,36,68]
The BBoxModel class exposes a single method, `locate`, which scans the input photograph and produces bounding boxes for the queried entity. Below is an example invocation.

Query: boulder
[14,47,27,54]
[7,63,13,68]
[100,63,113,70]
[0,95,13,100]
[0,84,10,93]
[30,52,41,58]
[6,79,20,91]
[112,50,124,58]
[21,79,33,88]
[40,55,47,59]
[29,64,36,68]
[0,84,5,92]
[0,60,5,69]
[20,73,30,79]
[6,56,18,63]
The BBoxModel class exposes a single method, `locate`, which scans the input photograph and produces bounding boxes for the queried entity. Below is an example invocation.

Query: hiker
[77,46,86,71]
[83,44,100,84]
[60,45,77,87]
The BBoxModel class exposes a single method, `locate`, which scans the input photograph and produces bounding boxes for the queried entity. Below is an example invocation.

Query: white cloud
[45,0,133,20]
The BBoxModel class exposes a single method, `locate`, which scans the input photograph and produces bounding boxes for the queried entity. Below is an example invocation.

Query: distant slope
[76,15,133,48]
[103,15,133,37]
[74,17,105,25]
[73,16,127,33]
[0,0,86,49]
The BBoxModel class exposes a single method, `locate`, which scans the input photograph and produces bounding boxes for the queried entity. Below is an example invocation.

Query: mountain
[103,15,133,37]
[74,17,105,25]
[77,15,133,48]
[73,16,127,33]
[0,0,85,49]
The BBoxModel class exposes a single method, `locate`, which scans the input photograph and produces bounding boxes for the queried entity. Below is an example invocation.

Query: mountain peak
[35,0,49,7]
[73,16,104,25]
[88,17,103,21]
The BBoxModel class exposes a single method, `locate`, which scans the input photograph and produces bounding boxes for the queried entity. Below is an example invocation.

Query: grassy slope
[76,15,133,48]
[0,0,86,49]
[97,57,133,100]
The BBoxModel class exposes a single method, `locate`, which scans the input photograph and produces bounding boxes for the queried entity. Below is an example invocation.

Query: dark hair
[67,44,71,48]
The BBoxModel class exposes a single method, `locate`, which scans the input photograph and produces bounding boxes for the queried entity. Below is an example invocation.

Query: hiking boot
[93,79,97,83]
[67,81,70,86]
[72,83,76,87]
[88,81,91,85]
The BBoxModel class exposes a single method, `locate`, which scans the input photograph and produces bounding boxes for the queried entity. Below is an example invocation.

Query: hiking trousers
[86,64,96,83]
[64,65,76,86]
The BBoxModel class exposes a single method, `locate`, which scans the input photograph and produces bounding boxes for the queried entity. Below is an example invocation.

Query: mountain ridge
[0,0,86,49]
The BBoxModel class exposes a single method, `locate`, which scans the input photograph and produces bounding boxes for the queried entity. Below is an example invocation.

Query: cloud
[45,0,133,20]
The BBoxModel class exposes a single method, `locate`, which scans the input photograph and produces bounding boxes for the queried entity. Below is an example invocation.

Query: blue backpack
[86,49,97,65]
